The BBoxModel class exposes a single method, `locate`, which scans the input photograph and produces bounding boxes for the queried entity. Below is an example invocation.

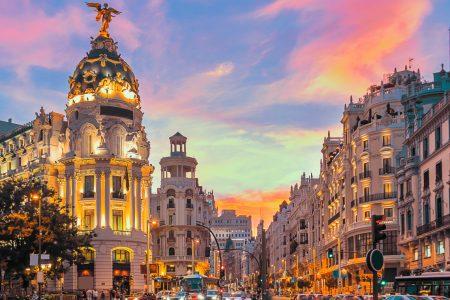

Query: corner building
[0,29,153,293]
[151,133,215,279]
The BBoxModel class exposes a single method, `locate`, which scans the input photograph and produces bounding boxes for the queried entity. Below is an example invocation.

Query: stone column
[96,169,102,228]
[131,174,136,230]
[65,173,71,212]
[72,173,78,218]
[131,247,145,293]
[136,174,142,231]
[105,169,111,228]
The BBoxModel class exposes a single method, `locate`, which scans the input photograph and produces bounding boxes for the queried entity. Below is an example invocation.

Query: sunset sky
[0,0,449,231]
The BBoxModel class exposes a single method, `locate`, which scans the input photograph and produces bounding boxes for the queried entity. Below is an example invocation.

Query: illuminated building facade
[151,133,215,277]
[396,67,450,273]
[0,26,153,294]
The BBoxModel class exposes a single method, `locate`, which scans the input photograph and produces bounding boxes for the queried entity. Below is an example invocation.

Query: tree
[0,176,93,287]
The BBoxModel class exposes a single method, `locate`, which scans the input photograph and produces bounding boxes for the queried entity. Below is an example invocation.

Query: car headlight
[198,295,205,300]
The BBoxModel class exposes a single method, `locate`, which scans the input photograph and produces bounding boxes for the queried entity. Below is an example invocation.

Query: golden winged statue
[86,2,121,37]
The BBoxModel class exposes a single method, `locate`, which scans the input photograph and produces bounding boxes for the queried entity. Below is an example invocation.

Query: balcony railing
[83,191,95,198]
[328,212,340,224]
[111,191,125,199]
[167,237,176,243]
[359,192,397,204]
[167,203,175,209]
[159,220,166,226]
[113,230,131,236]
[186,203,194,209]
[379,167,396,175]
[417,214,450,236]
[359,171,371,180]
[299,239,308,245]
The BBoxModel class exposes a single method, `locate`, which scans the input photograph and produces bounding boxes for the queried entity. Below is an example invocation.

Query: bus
[181,274,206,296]
[394,272,450,297]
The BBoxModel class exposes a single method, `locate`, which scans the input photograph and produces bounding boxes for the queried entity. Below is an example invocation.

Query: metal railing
[359,192,397,204]
[417,214,450,236]
[379,166,396,175]
[328,212,340,224]
[111,191,125,199]
[82,191,95,198]
[113,230,131,236]
[359,171,371,179]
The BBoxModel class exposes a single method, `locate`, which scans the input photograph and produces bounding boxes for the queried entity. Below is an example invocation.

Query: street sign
[30,254,50,266]
[366,249,384,272]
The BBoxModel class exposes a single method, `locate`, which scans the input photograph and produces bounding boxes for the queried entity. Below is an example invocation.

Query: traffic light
[372,215,387,246]
[380,279,387,287]
[220,266,225,278]
[327,248,334,258]
[205,247,211,257]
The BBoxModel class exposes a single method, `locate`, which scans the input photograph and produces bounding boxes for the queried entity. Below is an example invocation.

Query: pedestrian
[93,289,99,300]
[87,289,93,300]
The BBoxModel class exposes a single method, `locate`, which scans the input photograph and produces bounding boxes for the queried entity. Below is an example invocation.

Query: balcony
[113,230,131,236]
[159,220,166,226]
[379,167,396,175]
[299,223,307,230]
[111,191,125,199]
[167,203,175,209]
[359,192,397,204]
[417,214,450,236]
[359,171,371,180]
[186,203,194,209]
[299,239,308,245]
[82,191,95,199]
[167,237,176,243]
[328,212,340,224]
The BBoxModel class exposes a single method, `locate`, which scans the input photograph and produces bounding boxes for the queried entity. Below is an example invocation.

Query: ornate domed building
[0,5,153,294]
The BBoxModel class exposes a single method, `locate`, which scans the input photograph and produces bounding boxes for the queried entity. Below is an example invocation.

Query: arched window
[185,189,193,197]
[81,248,95,263]
[436,195,443,220]
[407,210,413,231]
[74,110,79,120]
[168,198,175,208]
[81,124,96,156]
[167,189,176,197]
[112,249,130,263]
[187,230,192,238]
[186,247,192,256]
[168,248,175,256]
[39,130,44,141]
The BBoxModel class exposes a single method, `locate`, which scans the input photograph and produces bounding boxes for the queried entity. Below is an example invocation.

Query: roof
[0,120,22,137]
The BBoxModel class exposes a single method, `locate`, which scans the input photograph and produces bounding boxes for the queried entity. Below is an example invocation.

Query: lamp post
[146,219,157,293]
[31,192,42,300]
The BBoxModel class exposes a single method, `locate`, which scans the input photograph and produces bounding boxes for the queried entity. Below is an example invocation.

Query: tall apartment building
[0,27,153,294]
[396,66,450,273]
[209,210,252,283]
[151,133,216,278]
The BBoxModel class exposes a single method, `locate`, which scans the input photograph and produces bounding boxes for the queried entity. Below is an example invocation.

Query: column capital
[104,169,111,176]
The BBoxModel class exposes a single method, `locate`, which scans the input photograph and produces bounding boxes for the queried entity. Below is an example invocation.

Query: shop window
[437,241,445,255]
[113,249,130,263]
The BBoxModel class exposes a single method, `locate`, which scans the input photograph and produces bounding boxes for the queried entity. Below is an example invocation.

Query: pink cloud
[253,0,432,104]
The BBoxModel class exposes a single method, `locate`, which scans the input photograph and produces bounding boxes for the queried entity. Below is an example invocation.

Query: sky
[0,0,449,232]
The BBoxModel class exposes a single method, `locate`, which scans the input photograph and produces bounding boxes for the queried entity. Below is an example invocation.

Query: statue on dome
[86,2,121,37]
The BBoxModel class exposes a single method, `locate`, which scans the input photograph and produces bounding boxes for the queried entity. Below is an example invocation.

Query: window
[74,110,79,120]
[424,244,431,258]
[186,247,192,256]
[400,213,405,235]
[384,207,393,218]
[410,146,416,157]
[187,214,191,225]
[83,175,94,198]
[406,179,412,196]
[364,210,371,220]
[437,240,445,255]
[423,137,429,159]
[436,161,442,182]
[112,176,122,194]
[113,249,130,263]
[166,264,176,272]
[383,183,391,197]
[413,248,419,261]
[83,209,94,230]
[169,230,175,239]
[363,162,370,175]
[423,170,429,190]
[112,210,123,231]
[435,126,441,150]
[364,187,370,202]
[382,158,392,174]
[382,135,391,146]
[187,230,192,238]
[169,214,173,225]
[168,248,175,256]
[381,231,398,255]
[423,203,430,225]
[400,183,404,199]
[407,210,413,231]
[363,139,369,151]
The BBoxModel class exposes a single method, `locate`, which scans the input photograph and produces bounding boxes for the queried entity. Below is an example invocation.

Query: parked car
[206,290,220,300]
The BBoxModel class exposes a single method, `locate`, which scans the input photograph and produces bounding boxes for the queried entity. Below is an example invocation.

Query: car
[384,296,417,300]
[139,293,157,300]
[222,293,233,300]
[206,290,220,300]
[157,291,172,300]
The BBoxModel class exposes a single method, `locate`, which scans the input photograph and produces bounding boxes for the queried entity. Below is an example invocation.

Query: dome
[67,35,140,107]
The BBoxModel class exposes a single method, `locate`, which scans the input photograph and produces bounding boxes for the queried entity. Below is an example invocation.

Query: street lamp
[146,218,157,293]
[31,192,42,300]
